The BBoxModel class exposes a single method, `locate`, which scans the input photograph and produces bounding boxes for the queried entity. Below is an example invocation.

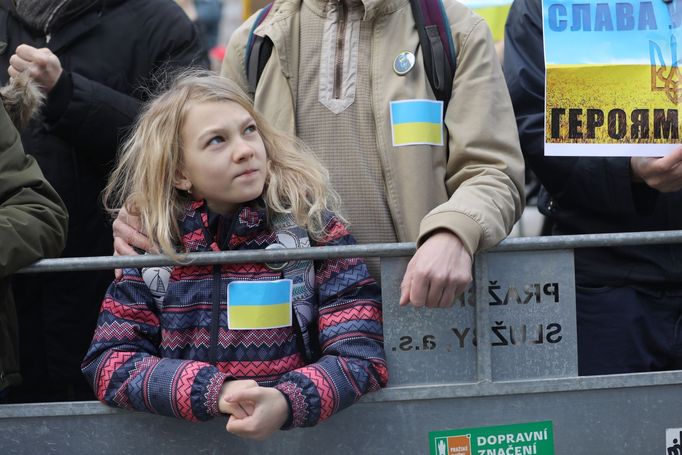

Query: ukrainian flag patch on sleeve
[390,99,444,146]
[227,280,293,330]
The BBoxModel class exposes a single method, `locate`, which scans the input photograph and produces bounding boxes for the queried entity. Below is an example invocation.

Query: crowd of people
[0,0,679,441]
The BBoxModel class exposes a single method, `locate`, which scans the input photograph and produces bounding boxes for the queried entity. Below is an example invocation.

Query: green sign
[429,421,554,455]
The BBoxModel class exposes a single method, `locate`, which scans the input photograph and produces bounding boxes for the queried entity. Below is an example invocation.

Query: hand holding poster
[544,0,682,156]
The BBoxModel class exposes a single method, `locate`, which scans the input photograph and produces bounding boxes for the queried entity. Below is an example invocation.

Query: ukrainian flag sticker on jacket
[227,280,292,330]
[390,99,444,146]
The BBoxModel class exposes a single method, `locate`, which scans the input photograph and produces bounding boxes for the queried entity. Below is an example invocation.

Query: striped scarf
[13,0,100,34]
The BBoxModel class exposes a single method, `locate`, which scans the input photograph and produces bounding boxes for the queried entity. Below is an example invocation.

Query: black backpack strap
[245,3,274,95]
[410,0,457,110]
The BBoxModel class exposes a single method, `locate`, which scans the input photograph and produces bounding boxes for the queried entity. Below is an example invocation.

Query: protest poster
[544,0,682,156]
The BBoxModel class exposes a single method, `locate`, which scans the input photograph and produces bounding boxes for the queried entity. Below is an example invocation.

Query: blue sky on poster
[543,0,681,65]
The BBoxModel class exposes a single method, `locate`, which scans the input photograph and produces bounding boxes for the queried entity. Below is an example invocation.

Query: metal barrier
[3,231,682,454]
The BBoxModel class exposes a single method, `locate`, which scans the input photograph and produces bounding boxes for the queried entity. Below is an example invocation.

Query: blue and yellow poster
[544,0,682,156]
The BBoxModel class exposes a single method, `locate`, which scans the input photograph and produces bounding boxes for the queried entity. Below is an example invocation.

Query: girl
[81,71,387,440]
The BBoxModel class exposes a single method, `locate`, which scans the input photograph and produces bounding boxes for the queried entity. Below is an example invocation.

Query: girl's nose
[233,138,255,161]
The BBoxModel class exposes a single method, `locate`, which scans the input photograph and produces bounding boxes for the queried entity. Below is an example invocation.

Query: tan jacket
[223,0,524,255]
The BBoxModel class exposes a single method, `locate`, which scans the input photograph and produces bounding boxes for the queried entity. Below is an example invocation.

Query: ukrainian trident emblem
[650,35,682,104]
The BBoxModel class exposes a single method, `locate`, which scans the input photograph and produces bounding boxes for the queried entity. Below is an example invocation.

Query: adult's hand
[113,205,151,256]
[399,230,472,308]
[112,206,151,278]
[631,146,682,193]
[8,44,63,93]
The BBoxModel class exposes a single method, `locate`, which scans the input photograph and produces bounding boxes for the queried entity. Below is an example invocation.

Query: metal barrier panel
[487,250,577,381]
[382,250,577,386]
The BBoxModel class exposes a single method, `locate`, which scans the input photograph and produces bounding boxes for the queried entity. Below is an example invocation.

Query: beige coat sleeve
[418,14,525,255]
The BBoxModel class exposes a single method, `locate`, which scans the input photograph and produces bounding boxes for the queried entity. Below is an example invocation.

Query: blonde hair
[103,70,343,256]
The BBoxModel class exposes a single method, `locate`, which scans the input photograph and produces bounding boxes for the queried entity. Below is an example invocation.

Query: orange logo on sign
[446,435,470,455]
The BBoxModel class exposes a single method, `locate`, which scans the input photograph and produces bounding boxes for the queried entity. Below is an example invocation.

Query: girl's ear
[173,168,192,193]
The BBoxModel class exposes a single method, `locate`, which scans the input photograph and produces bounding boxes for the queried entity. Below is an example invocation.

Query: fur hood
[0,73,43,130]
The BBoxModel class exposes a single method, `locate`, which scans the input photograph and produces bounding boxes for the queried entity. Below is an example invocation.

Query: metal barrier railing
[16,229,682,273]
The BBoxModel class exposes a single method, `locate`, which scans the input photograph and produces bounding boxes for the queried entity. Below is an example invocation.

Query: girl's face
[175,100,267,215]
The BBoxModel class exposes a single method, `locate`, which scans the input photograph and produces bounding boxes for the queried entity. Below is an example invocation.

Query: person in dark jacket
[504,0,682,375]
[0,75,68,400]
[0,0,207,402]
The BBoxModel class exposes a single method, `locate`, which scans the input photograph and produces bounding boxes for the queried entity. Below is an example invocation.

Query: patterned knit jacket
[81,200,387,426]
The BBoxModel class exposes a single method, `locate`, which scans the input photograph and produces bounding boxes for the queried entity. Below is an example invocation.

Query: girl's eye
[244,124,258,135]
[207,136,224,146]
